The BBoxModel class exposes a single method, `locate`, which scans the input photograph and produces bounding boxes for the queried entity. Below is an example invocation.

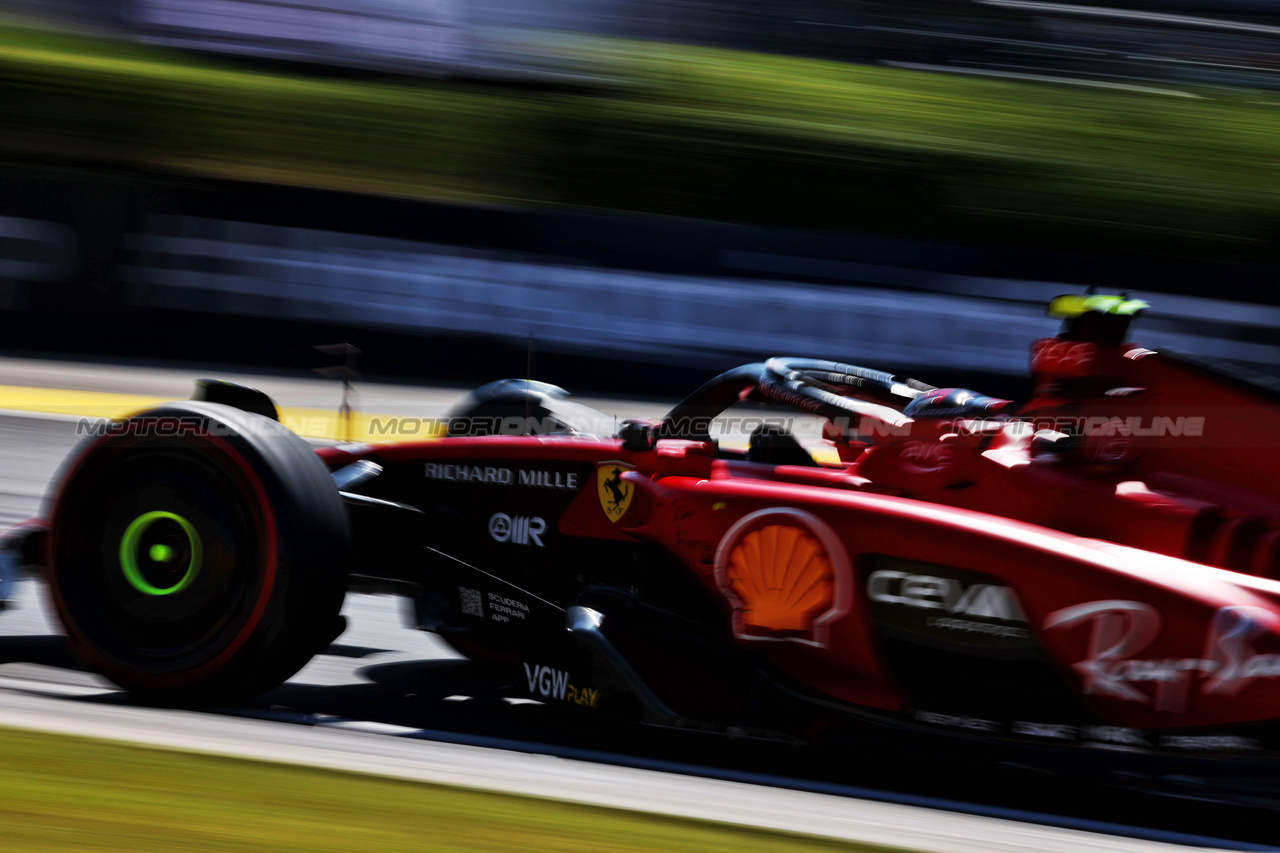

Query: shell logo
[714,508,852,648]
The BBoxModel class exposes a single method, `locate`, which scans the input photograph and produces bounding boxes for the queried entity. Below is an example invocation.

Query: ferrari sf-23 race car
[5,294,1280,788]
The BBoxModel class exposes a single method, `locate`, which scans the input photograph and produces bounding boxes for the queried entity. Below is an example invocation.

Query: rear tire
[47,401,349,703]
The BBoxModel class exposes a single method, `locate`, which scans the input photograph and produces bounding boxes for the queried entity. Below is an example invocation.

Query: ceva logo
[867,570,1027,623]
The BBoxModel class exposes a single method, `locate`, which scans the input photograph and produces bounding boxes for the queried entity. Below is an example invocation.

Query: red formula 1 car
[7,294,1280,790]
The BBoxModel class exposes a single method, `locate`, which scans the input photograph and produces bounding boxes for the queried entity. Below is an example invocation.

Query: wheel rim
[118,511,203,596]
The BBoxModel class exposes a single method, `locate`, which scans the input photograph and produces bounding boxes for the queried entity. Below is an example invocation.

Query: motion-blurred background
[2,0,1280,395]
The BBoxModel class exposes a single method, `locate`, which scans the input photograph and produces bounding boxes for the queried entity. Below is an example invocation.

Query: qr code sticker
[459,587,484,618]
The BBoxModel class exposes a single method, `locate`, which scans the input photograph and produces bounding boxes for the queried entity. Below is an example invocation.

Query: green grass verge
[3,20,1280,257]
[0,726,906,853]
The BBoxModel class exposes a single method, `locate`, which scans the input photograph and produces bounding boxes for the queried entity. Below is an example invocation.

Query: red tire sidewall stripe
[47,419,279,688]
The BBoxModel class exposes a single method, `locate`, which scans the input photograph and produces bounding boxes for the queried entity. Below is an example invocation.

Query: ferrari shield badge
[596,461,634,522]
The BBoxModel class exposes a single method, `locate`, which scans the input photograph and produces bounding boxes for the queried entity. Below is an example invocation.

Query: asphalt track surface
[0,355,1275,853]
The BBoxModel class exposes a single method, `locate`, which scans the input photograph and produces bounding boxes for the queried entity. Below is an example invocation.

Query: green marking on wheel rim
[119,511,202,596]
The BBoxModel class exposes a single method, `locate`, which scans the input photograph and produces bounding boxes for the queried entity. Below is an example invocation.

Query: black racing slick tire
[46,401,349,703]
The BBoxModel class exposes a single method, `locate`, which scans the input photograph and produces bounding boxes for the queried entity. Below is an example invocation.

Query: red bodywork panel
[319,334,1280,735]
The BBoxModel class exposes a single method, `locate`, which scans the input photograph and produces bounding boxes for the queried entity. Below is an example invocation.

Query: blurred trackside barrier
[2,162,1280,385]
[116,214,1280,376]
[15,0,1280,90]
